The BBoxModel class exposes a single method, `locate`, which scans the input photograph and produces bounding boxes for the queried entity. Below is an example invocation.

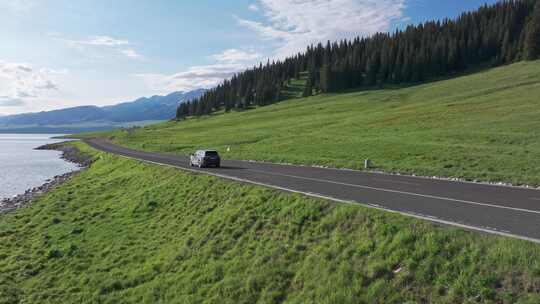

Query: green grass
[280,72,308,99]
[2,142,540,303]
[100,60,540,186]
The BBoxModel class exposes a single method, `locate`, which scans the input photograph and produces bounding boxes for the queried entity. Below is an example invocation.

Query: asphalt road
[86,138,540,243]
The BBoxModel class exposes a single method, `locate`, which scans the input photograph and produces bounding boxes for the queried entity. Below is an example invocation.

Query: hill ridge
[0,89,206,131]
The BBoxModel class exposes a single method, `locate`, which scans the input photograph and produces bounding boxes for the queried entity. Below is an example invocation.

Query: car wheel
[198,162,203,168]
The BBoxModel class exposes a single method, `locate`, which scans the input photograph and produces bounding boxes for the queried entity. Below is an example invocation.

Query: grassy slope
[105,61,540,186]
[1,142,540,303]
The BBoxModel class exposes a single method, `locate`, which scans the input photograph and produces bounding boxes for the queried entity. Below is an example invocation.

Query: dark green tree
[525,1,540,60]
[303,77,313,97]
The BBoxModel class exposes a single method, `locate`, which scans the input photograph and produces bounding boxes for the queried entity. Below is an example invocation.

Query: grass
[98,60,540,186]
[1,142,540,303]
[280,72,308,99]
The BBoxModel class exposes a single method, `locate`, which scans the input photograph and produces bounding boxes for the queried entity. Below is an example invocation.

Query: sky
[0,0,498,115]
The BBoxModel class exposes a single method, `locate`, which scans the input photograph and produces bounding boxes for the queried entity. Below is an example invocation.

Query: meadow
[103,61,540,186]
[1,142,540,303]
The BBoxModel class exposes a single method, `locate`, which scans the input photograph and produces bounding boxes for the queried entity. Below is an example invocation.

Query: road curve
[86,138,540,243]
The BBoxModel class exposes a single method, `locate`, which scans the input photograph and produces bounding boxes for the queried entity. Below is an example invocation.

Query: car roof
[198,150,218,153]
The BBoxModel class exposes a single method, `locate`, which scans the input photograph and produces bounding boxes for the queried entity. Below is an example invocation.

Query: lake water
[0,134,79,200]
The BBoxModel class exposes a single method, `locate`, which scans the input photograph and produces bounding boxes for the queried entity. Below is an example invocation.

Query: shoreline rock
[35,141,94,167]
[0,142,94,215]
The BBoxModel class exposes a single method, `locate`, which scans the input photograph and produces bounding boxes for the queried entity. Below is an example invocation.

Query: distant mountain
[0,89,206,133]
[0,106,106,126]
[101,90,206,122]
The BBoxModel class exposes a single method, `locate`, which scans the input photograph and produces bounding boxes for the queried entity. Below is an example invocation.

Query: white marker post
[364,159,371,169]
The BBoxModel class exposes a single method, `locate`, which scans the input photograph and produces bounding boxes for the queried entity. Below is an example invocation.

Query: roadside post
[364,159,371,169]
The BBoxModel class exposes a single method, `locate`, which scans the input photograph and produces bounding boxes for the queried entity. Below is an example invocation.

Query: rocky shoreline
[0,142,93,214]
[35,142,94,167]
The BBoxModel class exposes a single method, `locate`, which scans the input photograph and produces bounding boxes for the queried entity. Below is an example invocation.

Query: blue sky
[0,0,497,115]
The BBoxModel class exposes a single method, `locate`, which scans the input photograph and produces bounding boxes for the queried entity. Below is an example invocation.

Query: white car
[190,150,221,168]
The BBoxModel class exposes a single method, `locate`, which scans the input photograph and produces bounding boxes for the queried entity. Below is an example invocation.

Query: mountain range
[0,89,205,133]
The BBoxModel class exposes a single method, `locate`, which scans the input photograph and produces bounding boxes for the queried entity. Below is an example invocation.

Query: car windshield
[205,151,218,157]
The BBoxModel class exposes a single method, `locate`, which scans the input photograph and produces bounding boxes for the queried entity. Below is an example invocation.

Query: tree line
[178,0,540,119]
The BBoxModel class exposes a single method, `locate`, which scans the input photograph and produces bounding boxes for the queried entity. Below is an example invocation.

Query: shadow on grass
[335,61,508,94]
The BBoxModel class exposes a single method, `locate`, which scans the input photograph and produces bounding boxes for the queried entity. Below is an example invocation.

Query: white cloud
[137,63,247,93]
[77,35,129,46]
[138,48,261,93]
[0,61,65,108]
[0,0,36,13]
[248,4,259,11]
[237,0,407,58]
[0,98,24,107]
[121,49,143,59]
[53,34,142,60]
[211,49,261,63]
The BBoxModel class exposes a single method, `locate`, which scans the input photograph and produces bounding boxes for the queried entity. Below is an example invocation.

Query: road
[86,138,540,243]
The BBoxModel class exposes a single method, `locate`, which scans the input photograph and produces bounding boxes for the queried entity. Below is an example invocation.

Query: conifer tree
[303,78,313,97]
[319,65,331,93]
[525,1,540,60]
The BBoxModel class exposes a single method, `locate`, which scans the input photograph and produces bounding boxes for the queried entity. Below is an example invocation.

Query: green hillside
[2,142,540,303]
[104,61,540,186]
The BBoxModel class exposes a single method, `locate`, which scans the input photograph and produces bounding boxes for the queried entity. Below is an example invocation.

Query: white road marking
[247,168,540,215]
[372,178,421,186]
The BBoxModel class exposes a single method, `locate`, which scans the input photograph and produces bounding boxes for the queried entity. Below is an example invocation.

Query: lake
[0,134,79,200]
